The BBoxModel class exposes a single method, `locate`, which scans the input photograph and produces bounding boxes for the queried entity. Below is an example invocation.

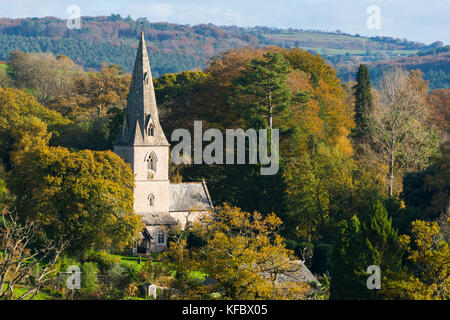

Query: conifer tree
[359,201,403,299]
[330,215,365,299]
[361,201,403,272]
[232,52,291,129]
[352,64,373,144]
[331,201,403,299]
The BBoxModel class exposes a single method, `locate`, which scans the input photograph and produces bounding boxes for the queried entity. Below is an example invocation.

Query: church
[114,32,213,254]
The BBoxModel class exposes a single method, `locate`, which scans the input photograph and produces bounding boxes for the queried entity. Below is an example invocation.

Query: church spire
[115,32,169,146]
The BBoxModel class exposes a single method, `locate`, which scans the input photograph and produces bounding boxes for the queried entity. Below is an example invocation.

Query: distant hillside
[0,15,448,87]
[0,15,261,77]
[338,49,450,90]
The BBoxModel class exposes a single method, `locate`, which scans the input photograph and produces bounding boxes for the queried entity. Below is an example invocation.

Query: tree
[427,88,450,142]
[374,68,439,197]
[8,51,82,105]
[330,215,364,299]
[155,71,211,135]
[401,141,450,228]
[0,86,68,169]
[164,205,312,300]
[80,262,100,296]
[9,147,142,256]
[0,209,65,300]
[283,143,384,243]
[73,63,130,117]
[383,220,449,300]
[0,65,12,88]
[352,64,374,145]
[330,201,402,300]
[233,52,291,129]
[283,144,355,242]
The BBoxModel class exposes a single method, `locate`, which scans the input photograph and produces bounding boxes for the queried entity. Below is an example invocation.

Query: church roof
[169,180,213,212]
[141,213,178,226]
[115,32,169,146]
[269,260,319,285]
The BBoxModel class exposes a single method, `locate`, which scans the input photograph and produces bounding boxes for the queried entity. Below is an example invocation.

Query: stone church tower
[114,32,170,216]
[114,32,213,254]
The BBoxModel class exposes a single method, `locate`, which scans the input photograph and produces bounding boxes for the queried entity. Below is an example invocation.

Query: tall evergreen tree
[352,64,374,144]
[331,201,403,299]
[330,215,365,299]
[359,201,403,299]
[232,52,291,129]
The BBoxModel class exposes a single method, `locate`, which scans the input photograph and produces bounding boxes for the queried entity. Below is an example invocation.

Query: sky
[0,0,448,45]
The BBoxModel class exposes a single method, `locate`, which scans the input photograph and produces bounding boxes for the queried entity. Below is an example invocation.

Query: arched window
[148,123,154,137]
[146,152,157,171]
[144,72,149,85]
[157,230,165,245]
[148,194,154,207]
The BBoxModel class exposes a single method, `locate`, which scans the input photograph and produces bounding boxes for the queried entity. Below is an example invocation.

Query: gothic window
[146,152,157,171]
[157,230,166,245]
[148,123,154,136]
[148,194,154,207]
[144,72,149,85]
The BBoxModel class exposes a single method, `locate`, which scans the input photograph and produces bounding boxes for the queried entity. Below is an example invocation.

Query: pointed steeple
[115,32,169,146]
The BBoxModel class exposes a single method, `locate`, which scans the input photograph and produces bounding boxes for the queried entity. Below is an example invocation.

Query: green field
[262,32,418,57]
[263,32,370,44]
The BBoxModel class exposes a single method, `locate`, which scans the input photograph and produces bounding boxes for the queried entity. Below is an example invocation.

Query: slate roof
[169,180,213,212]
[141,213,178,226]
[269,260,319,285]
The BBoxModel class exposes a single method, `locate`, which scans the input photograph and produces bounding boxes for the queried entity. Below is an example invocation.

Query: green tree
[9,147,142,256]
[80,262,99,295]
[331,201,402,299]
[352,64,374,145]
[330,215,365,299]
[383,220,449,300]
[361,201,403,271]
[232,52,291,129]
[0,86,68,169]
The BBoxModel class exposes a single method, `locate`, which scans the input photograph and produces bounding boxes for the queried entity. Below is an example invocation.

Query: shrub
[119,261,141,283]
[85,250,120,273]
[107,263,130,291]
[81,262,99,294]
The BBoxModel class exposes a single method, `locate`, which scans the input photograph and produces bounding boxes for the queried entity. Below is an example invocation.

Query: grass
[2,284,55,300]
[263,32,370,44]
[112,254,207,283]
[263,32,419,57]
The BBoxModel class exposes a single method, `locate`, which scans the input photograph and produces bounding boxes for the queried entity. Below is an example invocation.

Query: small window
[148,123,154,137]
[148,194,154,207]
[146,152,157,171]
[157,230,165,245]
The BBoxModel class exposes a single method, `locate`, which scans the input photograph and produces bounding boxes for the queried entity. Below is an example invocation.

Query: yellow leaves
[9,143,139,254]
[167,205,311,299]
[385,220,449,300]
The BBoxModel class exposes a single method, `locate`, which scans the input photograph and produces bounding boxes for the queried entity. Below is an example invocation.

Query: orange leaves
[172,204,311,299]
